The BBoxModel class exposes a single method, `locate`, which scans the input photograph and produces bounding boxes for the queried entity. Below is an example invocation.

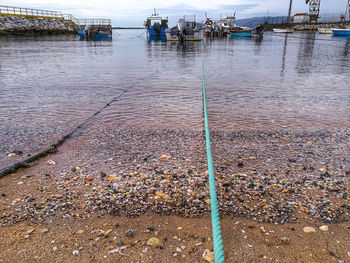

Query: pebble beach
[1,31,350,262]
[1,126,349,262]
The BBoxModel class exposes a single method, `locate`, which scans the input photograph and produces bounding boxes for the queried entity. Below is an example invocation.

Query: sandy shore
[0,127,349,262]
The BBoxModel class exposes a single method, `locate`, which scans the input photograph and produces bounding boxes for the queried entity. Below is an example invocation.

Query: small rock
[53,246,57,251]
[176,247,182,253]
[303,227,316,233]
[126,230,134,238]
[147,238,160,248]
[108,248,120,254]
[47,160,56,165]
[247,243,253,248]
[147,226,155,232]
[77,230,84,234]
[155,192,171,200]
[41,228,49,234]
[319,225,329,232]
[160,155,171,160]
[281,237,290,244]
[177,227,183,230]
[8,153,16,157]
[202,249,214,262]
[100,172,107,178]
[72,250,79,255]
[237,162,244,168]
[104,229,113,236]
[26,229,35,235]
[347,251,350,258]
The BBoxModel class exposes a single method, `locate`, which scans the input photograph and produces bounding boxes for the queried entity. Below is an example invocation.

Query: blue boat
[332,29,350,36]
[144,9,168,42]
[78,25,112,41]
[230,32,252,37]
[229,23,252,38]
[95,33,111,40]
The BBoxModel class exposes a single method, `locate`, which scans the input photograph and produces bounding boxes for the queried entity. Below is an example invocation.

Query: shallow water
[0,30,349,168]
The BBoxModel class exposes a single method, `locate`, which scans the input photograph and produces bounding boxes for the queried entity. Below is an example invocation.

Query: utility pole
[346,0,350,21]
[287,0,293,23]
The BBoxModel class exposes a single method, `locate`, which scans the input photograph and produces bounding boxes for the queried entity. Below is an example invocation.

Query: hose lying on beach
[0,88,131,178]
[202,60,225,263]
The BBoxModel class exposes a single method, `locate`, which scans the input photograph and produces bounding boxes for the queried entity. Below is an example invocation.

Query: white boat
[165,15,203,42]
[273,28,293,33]
[318,28,333,34]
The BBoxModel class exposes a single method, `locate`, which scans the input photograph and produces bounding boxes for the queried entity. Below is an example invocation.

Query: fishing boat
[230,27,252,37]
[144,9,168,42]
[204,13,214,37]
[273,28,293,33]
[214,15,237,38]
[318,28,333,34]
[78,24,112,40]
[165,15,203,42]
[332,28,350,36]
[225,13,252,38]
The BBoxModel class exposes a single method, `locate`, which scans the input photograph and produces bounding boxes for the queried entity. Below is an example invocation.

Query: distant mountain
[235,13,343,28]
[236,16,288,28]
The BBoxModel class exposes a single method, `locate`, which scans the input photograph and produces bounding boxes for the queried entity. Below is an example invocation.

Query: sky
[1,0,349,26]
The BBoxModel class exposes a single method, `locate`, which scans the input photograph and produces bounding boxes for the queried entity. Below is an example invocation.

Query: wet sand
[1,127,349,262]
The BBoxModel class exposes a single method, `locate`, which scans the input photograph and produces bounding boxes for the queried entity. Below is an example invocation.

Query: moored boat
[144,9,168,42]
[318,28,333,34]
[204,13,214,37]
[273,28,293,33]
[165,15,203,42]
[214,15,237,38]
[230,27,252,37]
[332,28,350,36]
[78,24,112,40]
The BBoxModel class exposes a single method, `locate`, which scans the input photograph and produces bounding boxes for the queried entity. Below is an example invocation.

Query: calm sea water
[0,30,349,168]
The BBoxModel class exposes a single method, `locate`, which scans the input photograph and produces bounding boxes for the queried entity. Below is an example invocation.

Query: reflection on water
[0,30,349,167]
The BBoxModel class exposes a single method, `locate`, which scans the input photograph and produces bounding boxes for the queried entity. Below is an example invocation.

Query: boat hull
[273,28,293,33]
[230,32,252,37]
[95,33,111,40]
[147,27,167,41]
[332,29,350,36]
[165,32,202,41]
[318,28,333,34]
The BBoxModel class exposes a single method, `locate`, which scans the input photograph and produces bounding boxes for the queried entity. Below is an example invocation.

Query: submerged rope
[0,86,132,178]
[202,60,225,263]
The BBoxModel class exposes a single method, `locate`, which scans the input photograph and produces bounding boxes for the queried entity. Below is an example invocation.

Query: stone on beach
[319,225,329,232]
[202,249,214,262]
[147,237,160,248]
[303,227,316,233]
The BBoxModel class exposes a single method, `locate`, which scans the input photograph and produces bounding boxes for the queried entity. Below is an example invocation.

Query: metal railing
[0,5,112,26]
[0,5,63,19]
[73,18,111,25]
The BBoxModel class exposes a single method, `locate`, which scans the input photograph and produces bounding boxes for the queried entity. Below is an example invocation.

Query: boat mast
[287,0,293,23]
[346,0,350,21]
